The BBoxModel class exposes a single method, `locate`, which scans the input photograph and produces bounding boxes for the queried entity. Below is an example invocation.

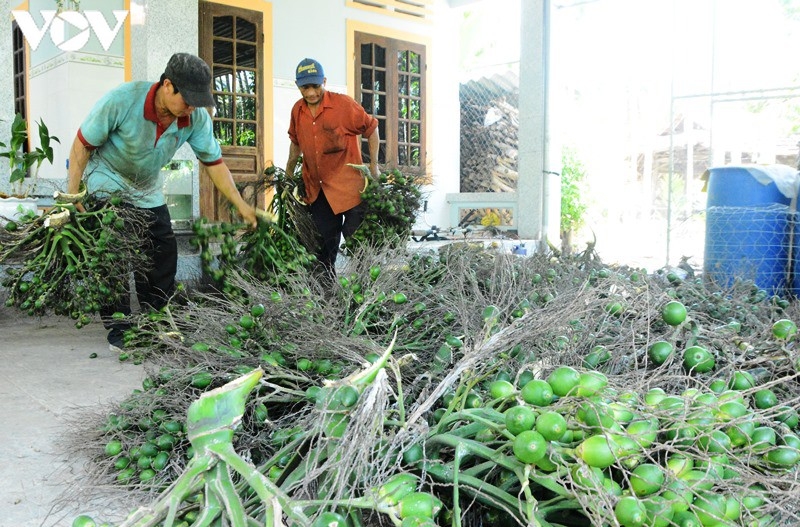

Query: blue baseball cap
[295,58,325,86]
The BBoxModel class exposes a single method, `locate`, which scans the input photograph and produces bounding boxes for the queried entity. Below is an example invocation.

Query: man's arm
[286,142,302,175]
[67,135,91,194]
[204,162,257,227]
[367,128,380,176]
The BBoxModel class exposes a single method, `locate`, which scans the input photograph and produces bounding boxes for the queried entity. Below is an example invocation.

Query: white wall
[28,55,125,189]
[270,0,353,171]
[0,0,124,194]
[271,0,348,85]
[8,0,200,195]
[423,1,461,231]
[8,0,128,194]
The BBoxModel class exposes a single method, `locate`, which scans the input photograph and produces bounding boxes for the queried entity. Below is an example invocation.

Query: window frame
[12,21,26,118]
[200,3,263,151]
[354,31,426,176]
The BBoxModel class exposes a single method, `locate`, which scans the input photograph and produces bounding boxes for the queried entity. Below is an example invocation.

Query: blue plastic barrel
[703,167,793,294]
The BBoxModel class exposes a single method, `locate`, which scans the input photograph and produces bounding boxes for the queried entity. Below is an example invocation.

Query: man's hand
[255,208,278,223]
[291,186,307,205]
[239,205,258,229]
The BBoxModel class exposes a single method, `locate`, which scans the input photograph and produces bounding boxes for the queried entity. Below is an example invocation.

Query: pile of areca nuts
[8,169,800,527]
[72,229,800,527]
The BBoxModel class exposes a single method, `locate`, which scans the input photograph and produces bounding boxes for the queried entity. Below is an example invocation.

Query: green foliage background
[560,147,588,237]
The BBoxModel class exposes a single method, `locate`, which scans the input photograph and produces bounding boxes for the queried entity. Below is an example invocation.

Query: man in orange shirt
[286,58,380,281]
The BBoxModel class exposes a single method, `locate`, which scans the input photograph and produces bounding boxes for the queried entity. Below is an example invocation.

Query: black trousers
[309,189,365,277]
[103,204,177,336]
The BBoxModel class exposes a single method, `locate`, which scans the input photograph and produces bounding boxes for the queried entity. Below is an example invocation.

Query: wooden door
[199,2,265,222]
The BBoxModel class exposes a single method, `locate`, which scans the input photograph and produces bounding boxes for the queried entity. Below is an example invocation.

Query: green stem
[61,220,95,246]
[426,434,516,473]
[388,360,406,426]
[288,496,374,513]
[423,463,524,523]
[58,228,91,261]
[427,434,570,498]
[209,463,248,527]
[435,407,507,437]
[209,441,311,525]
[518,464,539,526]
[190,478,223,527]
[35,231,62,268]
[436,421,491,440]
[461,459,496,478]
[452,443,467,527]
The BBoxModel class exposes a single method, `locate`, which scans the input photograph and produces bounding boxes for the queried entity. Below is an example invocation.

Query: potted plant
[0,113,60,222]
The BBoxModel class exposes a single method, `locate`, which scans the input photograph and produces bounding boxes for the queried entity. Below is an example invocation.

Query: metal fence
[457,69,520,229]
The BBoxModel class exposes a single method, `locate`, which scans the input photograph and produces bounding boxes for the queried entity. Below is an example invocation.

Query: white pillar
[517,0,557,243]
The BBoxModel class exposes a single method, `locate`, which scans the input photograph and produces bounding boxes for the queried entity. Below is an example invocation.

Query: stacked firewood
[460,98,519,193]
[458,95,518,227]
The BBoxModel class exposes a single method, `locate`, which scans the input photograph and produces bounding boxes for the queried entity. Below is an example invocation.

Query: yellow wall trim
[346,0,433,23]
[124,0,131,81]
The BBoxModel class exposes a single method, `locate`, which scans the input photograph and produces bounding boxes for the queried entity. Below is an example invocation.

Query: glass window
[236,17,256,42]
[214,121,234,146]
[216,94,234,119]
[236,70,256,95]
[361,69,373,91]
[361,43,372,65]
[235,95,256,120]
[237,43,257,68]
[214,41,233,66]
[213,15,233,39]
[12,22,26,117]
[236,122,256,147]
[355,33,426,176]
[375,46,386,68]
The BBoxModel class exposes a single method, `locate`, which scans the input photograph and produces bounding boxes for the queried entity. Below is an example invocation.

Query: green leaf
[10,167,26,184]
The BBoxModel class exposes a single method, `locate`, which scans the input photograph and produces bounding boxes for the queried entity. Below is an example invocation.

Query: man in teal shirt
[67,53,256,352]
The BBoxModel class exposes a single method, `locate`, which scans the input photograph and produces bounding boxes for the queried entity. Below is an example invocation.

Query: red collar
[143,82,190,128]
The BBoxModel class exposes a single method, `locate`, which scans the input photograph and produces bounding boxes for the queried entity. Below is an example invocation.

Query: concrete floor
[0,307,146,527]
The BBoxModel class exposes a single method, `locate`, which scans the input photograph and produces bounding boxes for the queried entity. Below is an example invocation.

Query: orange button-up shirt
[288,91,378,214]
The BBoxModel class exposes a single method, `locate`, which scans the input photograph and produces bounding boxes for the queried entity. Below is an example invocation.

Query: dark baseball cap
[295,58,325,86]
[164,53,215,108]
